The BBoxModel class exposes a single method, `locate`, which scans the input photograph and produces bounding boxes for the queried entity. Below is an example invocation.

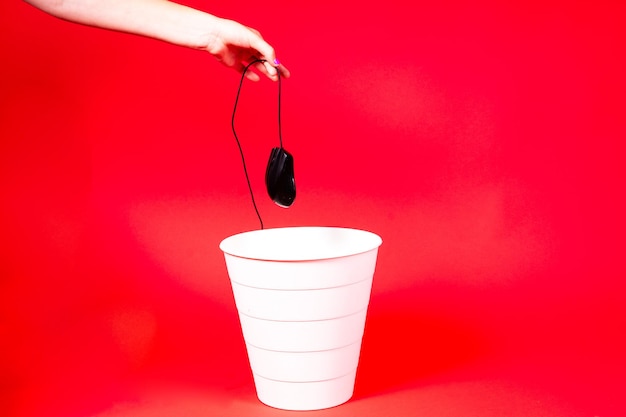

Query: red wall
[2,1,625,416]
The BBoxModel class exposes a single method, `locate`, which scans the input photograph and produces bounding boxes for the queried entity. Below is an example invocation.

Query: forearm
[23,0,288,80]
[23,0,221,50]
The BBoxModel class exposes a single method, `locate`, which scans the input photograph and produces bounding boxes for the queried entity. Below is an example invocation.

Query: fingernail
[273,58,280,66]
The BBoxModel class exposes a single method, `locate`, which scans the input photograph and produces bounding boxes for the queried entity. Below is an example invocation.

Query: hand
[23,0,290,81]
[203,18,291,82]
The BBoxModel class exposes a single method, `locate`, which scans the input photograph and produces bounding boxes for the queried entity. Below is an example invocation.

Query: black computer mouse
[265,147,296,207]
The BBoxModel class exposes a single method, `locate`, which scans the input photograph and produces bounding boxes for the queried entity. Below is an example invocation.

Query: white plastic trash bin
[220,226,382,410]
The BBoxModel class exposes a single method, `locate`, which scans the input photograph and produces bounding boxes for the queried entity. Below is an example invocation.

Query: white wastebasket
[220,226,382,410]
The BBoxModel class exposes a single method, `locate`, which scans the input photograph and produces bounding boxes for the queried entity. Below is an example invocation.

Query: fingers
[275,60,290,79]
[245,66,261,82]
[262,60,278,79]
[257,58,290,81]
[245,29,290,81]
[257,59,290,81]
[211,20,290,81]
[229,55,289,82]
[239,58,288,82]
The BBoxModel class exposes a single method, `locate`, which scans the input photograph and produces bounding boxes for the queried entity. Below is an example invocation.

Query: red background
[2,1,625,416]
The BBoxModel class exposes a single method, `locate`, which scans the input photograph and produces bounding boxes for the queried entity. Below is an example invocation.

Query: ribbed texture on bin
[221,227,381,411]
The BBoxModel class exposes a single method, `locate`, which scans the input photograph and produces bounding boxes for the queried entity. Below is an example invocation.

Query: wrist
[138,2,221,50]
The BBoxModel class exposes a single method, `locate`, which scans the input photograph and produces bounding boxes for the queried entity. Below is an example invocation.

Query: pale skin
[23,0,291,81]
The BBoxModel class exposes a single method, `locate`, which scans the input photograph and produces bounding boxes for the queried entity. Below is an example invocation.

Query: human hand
[204,18,290,82]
